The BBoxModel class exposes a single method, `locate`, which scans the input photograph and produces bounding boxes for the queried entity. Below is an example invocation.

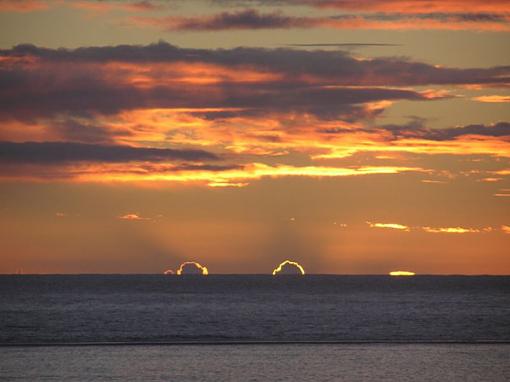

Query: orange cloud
[473,95,510,103]
[71,1,158,13]
[118,213,151,221]
[494,188,510,197]
[502,225,510,234]
[0,0,47,12]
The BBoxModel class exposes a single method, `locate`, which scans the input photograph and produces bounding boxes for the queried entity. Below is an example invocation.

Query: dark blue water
[1,275,509,344]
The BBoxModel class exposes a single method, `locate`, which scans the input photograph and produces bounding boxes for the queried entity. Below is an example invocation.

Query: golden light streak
[494,188,510,197]
[472,95,510,103]
[389,271,416,276]
[367,222,410,231]
[479,178,502,183]
[176,261,209,275]
[422,226,481,234]
[315,137,510,159]
[72,163,425,187]
[421,179,448,184]
[272,260,305,276]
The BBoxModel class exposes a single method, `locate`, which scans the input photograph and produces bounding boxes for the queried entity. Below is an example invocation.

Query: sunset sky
[0,0,509,274]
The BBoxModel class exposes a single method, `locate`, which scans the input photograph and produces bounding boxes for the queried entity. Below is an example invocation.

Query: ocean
[1,275,509,380]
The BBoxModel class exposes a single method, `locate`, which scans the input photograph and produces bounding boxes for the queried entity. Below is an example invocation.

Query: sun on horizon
[389,271,416,277]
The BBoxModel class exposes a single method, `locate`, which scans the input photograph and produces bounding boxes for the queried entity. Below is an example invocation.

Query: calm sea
[1,275,509,380]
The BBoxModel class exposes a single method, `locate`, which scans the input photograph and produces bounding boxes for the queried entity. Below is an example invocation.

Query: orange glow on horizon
[163,269,174,275]
[272,260,306,276]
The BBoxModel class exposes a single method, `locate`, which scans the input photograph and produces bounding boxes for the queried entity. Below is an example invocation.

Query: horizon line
[1,273,509,276]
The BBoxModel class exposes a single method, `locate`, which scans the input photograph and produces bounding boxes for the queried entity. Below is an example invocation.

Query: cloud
[367,222,410,231]
[118,213,151,221]
[502,225,510,234]
[218,0,510,14]
[0,160,424,185]
[133,9,316,31]
[421,226,487,233]
[0,0,47,12]
[1,42,508,123]
[0,141,219,164]
[285,43,401,48]
[272,260,305,275]
[71,0,160,13]
[375,121,510,142]
[473,95,510,103]
[3,42,509,85]
[0,43,509,186]
[176,261,209,275]
[367,222,495,234]
[494,188,510,197]
[137,7,510,31]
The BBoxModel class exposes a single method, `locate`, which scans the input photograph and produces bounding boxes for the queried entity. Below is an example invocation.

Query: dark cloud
[0,141,219,164]
[285,43,401,48]
[135,10,509,31]
[212,0,510,13]
[361,121,510,142]
[425,122,510,141]
[161,9,315,30]
[3,42,508,86]
[0,42,508,122]
[333,12,510,23]
[52,119,133,144]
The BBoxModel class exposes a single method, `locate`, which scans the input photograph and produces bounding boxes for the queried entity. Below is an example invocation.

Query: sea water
[0,275,509,380]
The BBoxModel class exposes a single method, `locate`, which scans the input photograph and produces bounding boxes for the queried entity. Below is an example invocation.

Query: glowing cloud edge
[272,260,306,276]
[176,261,209,275]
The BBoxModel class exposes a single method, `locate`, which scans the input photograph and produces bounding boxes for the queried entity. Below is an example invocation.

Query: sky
[0,0,509,274]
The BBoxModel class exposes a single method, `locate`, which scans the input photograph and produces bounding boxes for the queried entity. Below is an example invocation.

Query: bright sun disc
[389,271,415,276]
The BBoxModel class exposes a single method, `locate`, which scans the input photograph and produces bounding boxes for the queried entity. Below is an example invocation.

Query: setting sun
[389,271,416,276]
